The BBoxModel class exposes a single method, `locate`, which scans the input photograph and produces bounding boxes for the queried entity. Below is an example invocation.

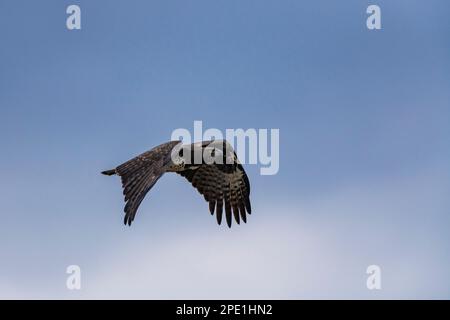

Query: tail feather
[101,169,117,176]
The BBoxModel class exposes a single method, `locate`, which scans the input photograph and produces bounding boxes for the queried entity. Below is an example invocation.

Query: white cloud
[79,169,450,299]
[1,167,449,299]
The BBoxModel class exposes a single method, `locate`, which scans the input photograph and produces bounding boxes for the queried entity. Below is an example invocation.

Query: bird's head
[165,143,187,171]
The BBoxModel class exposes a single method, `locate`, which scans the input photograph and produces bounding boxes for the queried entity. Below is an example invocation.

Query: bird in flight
[102,140,251,227]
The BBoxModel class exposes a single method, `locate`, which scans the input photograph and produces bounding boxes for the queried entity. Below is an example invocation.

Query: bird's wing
[177,141,251,227]
[113,140,180,225]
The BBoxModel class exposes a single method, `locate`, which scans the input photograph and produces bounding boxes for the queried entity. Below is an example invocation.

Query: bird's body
[102,140,251,227]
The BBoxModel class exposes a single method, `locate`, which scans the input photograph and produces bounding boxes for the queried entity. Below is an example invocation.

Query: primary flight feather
[102,140,251,227]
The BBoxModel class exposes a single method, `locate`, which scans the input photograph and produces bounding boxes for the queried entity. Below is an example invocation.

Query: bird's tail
[101,169,117,176]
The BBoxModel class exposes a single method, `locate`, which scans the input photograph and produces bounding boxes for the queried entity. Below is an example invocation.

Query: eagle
[102,140,251,227]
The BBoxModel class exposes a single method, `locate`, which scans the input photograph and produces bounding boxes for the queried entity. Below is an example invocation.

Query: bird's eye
[178,148,184,157]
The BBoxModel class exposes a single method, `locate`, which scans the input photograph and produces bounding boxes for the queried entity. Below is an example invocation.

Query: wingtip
[209,202,215,215]
[102,169,116,176]
[245,199,252,215]
[123,215,133,226]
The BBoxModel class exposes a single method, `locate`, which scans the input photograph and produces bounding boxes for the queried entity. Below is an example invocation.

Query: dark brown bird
[102,140,251,227]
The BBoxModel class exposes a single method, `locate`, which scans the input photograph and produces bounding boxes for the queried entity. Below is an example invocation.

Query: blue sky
[0,0,449,298]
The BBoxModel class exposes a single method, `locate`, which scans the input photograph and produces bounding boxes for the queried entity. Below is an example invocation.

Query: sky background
[0,0,449,299]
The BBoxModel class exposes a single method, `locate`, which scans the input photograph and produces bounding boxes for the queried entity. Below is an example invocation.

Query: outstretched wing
[105,140,180,225]
[177,141,251,227]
